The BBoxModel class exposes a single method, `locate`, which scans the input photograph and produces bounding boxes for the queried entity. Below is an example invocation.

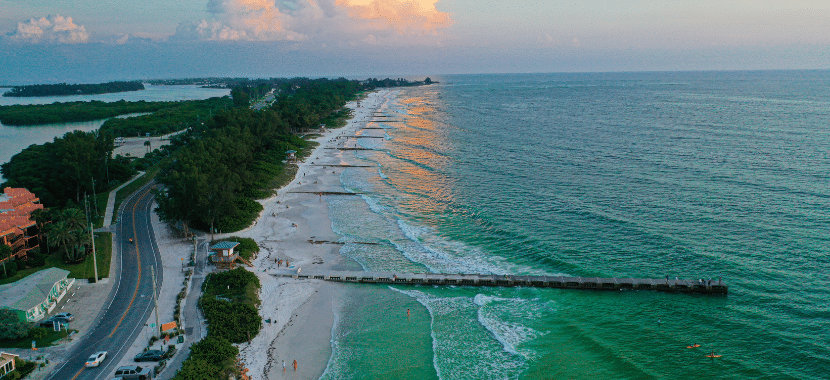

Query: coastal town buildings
[0,352,18,376]
[0,187,43,262]
[0,267,75,322]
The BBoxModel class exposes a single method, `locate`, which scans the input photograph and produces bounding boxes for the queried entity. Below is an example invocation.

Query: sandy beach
[206,89,397,380]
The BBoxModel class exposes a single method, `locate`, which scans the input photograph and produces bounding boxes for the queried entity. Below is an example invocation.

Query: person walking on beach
[293,359,298,371]
[282,360,286,372]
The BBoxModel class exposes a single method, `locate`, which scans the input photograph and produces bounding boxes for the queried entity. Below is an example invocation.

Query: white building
[0,268,75,322]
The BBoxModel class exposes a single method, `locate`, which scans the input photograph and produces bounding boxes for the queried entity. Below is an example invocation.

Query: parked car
[85,351,107,367]
[53,312,74,321]
[113,365,152,380]
[133,350,165,362]
[38,317,68,328]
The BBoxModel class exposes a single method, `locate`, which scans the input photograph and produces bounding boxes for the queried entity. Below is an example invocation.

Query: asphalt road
[48,182,163,380]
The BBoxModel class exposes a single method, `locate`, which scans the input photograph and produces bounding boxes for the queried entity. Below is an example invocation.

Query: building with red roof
[0,187,43,261]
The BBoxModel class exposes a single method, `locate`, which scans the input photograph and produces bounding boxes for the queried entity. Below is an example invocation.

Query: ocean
[320,72,830,379]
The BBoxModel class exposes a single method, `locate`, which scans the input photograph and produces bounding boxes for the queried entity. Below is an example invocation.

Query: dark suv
[113,365,153,379]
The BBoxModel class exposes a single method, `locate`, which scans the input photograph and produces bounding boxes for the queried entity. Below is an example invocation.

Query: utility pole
[90,223,98,283]
[91,178,99,217]
[151,266,160,337]
[83,193,91,227]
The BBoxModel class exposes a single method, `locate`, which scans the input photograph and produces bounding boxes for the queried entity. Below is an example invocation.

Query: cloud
[174,0,452,43]
[336,0,452,34]
[7,15,89,44]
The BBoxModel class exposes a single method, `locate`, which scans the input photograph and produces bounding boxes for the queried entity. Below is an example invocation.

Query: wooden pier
[270,270,728,295]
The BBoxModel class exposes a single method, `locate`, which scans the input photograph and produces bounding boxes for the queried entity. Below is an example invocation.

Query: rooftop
[0,268,70,311]
[210,241,240,250]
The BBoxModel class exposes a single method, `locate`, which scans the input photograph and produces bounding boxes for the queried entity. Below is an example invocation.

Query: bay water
[0,85,229,182]
[321,72,830,379]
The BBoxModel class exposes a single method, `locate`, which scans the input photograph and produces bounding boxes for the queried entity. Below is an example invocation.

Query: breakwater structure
[269,270,728,295]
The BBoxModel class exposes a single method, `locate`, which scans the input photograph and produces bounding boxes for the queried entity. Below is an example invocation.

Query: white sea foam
[392,287,533,379]
[473,294,546,359]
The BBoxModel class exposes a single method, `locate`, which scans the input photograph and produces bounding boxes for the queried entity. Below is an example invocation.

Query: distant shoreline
[2,81,145,98]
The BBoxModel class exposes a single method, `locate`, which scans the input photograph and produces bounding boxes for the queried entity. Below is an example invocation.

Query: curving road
[48,181,163,380]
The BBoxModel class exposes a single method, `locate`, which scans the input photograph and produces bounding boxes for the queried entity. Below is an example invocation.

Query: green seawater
[324,72,830,379]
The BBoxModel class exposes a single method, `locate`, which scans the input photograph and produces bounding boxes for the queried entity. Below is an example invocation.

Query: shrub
[28,327,48,339]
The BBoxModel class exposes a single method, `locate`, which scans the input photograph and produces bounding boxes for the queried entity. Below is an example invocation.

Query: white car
[85,351,108,367]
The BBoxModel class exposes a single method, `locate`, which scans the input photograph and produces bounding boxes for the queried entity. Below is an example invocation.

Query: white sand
[213,89,398,380]
[117,89,397,379]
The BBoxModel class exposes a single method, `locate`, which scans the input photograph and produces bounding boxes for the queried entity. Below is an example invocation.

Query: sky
[1,0,830,83]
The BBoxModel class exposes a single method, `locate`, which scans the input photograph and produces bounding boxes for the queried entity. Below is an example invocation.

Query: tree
[144,140,151,153]
[29,208,55,254]
[65,228,90,263]
[62,208,86,232]
[46,221,73,256]
[0,309,30,340]
[0,245,10,277]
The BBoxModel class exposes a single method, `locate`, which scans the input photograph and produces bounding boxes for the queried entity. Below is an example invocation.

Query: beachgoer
[407,309,410,318]
[283,360,285,372]
[293,360,297,371]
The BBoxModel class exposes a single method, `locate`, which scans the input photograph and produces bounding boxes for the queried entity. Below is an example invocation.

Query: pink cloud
[336,0,452,34]
[9,15,89,44]
[176,0,451,42]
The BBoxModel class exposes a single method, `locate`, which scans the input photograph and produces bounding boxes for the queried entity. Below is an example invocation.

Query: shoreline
[216,89,397,379]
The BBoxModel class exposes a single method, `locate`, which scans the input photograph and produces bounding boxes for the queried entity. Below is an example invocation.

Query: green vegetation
[154,78,370,234]
[0,327,74,349]
[0,310,30,340]
[0,100,169,126]
[173,268,260,379]
[0,233,111,285]
[5,358,39,380]
[214,237,259,260]
[320,107,352,128]
[1,130,135,208]
[153,107,307,233]
[3,81,144,97]
[99,96,231,137]
[172,337,239,380]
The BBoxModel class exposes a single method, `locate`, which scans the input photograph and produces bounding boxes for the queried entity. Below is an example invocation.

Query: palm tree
[47,221,73,256]
[66,228,91,263]
[62,208,86,232]
[30,208,55,254]
[0,245,11,277]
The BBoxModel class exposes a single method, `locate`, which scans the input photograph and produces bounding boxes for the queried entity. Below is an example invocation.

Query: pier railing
[269,270,727,294]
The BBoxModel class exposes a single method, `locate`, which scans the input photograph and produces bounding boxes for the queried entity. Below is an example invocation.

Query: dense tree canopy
[0,100,170,126]
[99,96,231,137]
[1,130,134,207]
[3,81,144,97]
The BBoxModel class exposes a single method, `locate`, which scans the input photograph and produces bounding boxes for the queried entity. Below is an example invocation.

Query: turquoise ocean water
[321,72,829,379]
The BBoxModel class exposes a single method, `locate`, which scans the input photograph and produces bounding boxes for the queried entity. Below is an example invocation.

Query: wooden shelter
[210,241,241,269]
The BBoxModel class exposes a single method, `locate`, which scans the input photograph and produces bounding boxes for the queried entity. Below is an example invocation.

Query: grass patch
[320,108,352,129]
[269,164,297,192]
[213,237,258,260]
[93,191,109,228]
[112,166,160,223]
[0,329,75,349]
[0,233,111,285]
